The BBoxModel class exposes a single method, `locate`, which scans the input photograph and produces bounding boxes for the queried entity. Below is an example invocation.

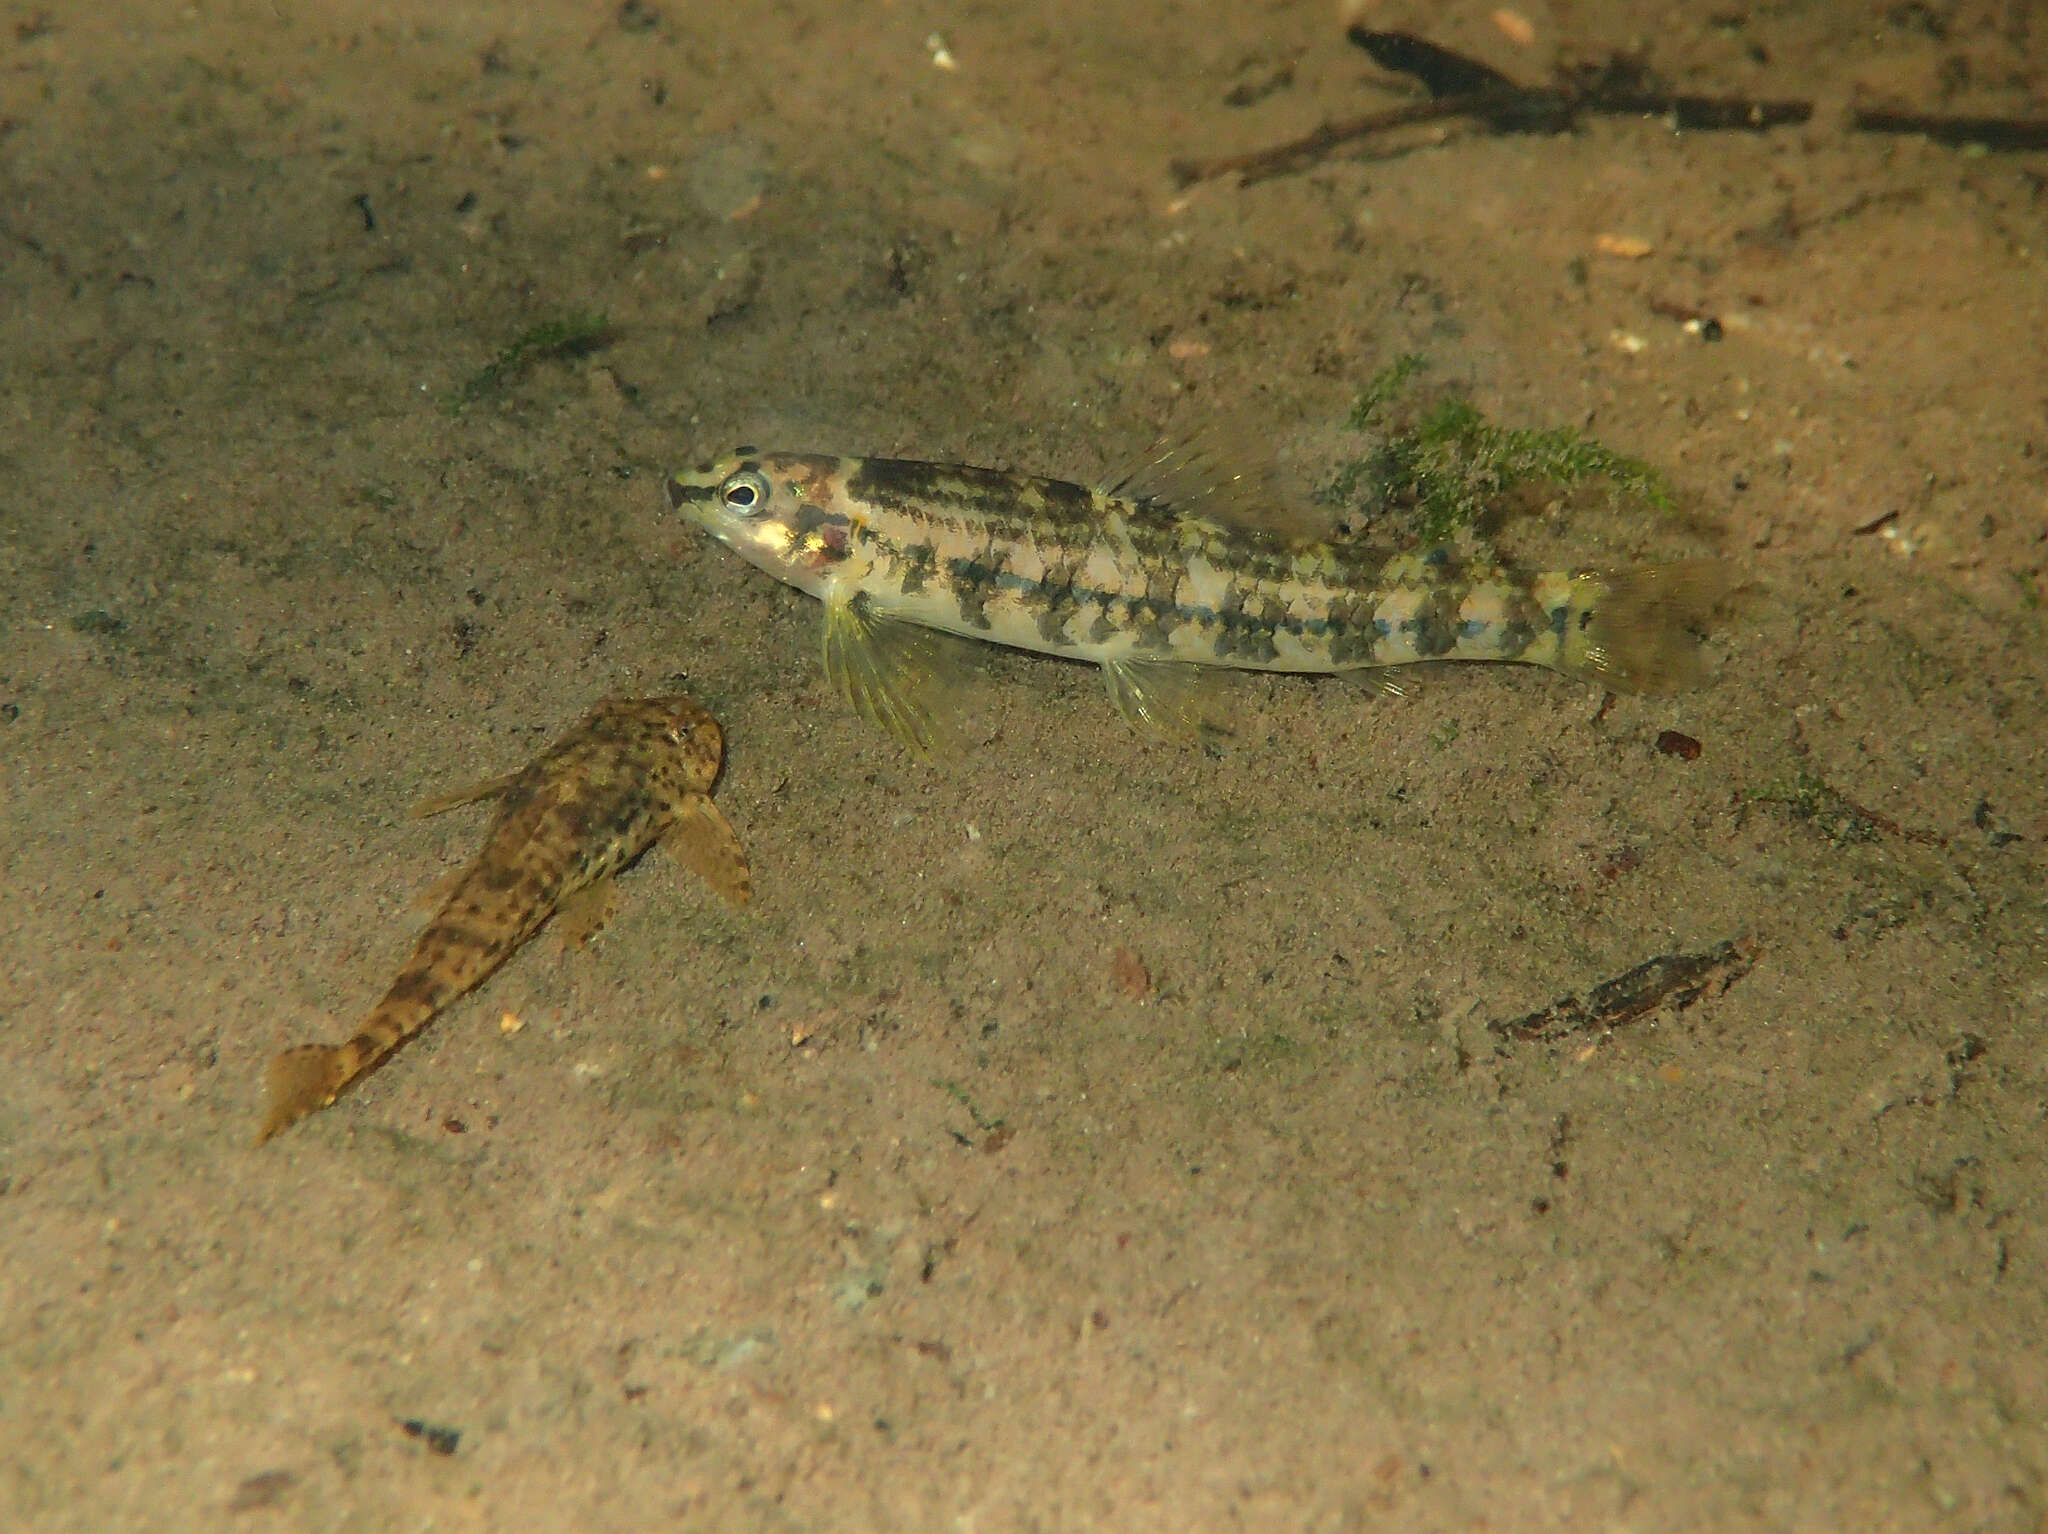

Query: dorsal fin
[1106,431,1329,545]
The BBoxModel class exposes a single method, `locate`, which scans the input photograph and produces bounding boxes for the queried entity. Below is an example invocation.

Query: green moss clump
[445,311,612,411]
[1325,354,1674,544]
[1345,351,1426,428]
[1749,771,1881,845]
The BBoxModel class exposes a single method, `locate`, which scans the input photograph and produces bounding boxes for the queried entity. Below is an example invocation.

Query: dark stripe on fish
[849,459,1100,527]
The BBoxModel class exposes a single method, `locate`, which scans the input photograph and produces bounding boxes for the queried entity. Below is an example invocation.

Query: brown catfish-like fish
[257,694,750,1144]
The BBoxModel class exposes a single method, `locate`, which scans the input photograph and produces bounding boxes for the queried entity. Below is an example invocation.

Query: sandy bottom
[5,2,2046,1529]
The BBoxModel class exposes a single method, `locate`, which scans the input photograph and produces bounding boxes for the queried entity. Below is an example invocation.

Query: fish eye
[719,469,773,516]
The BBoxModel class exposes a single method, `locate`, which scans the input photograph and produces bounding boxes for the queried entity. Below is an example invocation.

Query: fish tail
[254,979,452,1144]
[256,1043,353,1144]
[1552,559,1730,693]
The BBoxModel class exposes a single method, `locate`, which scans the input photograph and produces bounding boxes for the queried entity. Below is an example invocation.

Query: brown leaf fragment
[1490,938,1759,1043]
[1596,845,1642,882]
[1110,945,1152,1000]
[229,1469,297,1512]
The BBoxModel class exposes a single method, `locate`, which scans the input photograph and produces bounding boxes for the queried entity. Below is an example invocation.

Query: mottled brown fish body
[667,450,1723,750]
[258,695,748,1144]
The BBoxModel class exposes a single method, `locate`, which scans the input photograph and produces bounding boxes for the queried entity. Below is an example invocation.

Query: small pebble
[1491,8,1536,46]
[1595,233,1653,259]
[396,1418,461,1456]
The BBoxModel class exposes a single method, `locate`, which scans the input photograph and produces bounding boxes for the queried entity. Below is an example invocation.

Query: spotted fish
[665,447,1724,754]
[257,694,750,1144]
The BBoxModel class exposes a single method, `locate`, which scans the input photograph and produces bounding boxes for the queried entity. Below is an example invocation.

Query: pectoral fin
[820,589,969,759]
[664,796,752,907]
[412,771,520,819]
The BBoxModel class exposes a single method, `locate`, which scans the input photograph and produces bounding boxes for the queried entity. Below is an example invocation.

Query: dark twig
[1171,95,1517,188]
[1350,30,1521,97]
[1853,109,2048,151]
[1173,28,1817,187]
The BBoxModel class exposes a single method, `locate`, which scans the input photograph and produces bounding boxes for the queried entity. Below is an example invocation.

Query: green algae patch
[445,311,612,411]
[1326,354,1674,544]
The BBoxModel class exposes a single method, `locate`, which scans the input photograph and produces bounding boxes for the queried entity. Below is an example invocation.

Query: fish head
[646,695,725,789]
[578,695,725,790]
[666,449,855,599]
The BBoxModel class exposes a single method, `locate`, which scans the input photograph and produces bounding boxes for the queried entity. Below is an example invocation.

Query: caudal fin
[255,1043,352,1145]
[1557,559,1730,694]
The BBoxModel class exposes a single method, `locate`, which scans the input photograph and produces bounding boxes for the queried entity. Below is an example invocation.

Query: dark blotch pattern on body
[895,542,937,596]
[946,555,1000,631]
[1407,587,1460,657]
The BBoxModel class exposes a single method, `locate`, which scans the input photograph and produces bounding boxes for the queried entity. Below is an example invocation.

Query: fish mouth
[663,471,720,513]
